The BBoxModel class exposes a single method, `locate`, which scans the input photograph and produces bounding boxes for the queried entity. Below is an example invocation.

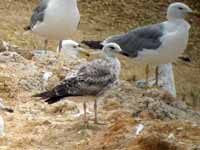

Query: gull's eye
[77,44,81,47]
[178,7,183,10]
[109,46,115,50]
[73,45,77,48]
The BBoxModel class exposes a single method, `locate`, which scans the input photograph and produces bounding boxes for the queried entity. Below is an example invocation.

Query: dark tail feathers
[4,108,14,113]
[44,96,66,104]
[33,91,52,99]
[33,91,66,104]
[82,40,103,49]
[178,56,191,62]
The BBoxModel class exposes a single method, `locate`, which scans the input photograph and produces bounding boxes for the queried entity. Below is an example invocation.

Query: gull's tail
[33,90,69,104]
[33,89,70,104]
[33,77,80,104]
[33,91,53,100]
[81,40,103,49]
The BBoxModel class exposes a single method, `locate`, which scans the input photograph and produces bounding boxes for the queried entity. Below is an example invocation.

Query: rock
[100,81,200,123]
[0,73,17,98]
[0,41,32,59]
[0,51,28,64]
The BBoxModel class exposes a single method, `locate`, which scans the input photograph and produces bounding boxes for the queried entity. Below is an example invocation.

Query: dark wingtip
[81,40,103,49]
[178,56,191,62]
[24,26,31,31]
[5,108,14,113]
[32,91,52,99]
[33,91,64,104]
[45,97,64,104]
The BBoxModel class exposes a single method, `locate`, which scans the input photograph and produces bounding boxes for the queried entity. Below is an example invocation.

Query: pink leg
[94,99,98,124]
[83,101,88,127]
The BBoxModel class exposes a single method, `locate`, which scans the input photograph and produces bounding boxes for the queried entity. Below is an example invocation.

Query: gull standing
[83,2,194,85]
[25,0,80,50]
[33,43,122,126]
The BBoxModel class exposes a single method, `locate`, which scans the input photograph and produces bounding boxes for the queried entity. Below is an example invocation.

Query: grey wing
[29,0,49,29]
[103,23,164,57]
[33,77,82,104]
[75,59,117,95]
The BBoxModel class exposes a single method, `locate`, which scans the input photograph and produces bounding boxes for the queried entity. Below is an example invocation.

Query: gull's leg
[145,64,150,86]
[83,101,88,127]
[44,39,48,50]
[58,40,62,52]
[155,66,159,86]
[83,101,88,125]
[94,99,98,124]
[93,98,106,125]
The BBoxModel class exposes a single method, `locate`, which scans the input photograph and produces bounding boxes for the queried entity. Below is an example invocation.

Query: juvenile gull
[82,2,194,85]
[25,0,80,50]
[33,43,122,125]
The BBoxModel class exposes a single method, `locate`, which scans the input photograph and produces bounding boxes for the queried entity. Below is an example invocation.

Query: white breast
[110,58,121,79]
[0,116,4,137]
[159,20,190,63]
[33,0,80,40]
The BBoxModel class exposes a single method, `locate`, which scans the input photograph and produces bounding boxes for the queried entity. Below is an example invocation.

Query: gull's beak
[190,10,200,17]
[187,7,200,16]
[79,49,91,57]
[187,7,193,14]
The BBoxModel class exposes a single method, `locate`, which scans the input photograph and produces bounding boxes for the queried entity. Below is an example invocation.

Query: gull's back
[28,0,80,40]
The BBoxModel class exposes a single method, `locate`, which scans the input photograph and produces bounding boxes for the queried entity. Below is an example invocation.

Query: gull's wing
[103,23,164,57]
[25,0,49,30]
[33,59,117,104]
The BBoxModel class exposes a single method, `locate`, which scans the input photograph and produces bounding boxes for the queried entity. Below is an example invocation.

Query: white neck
[104,55,120,69]
[167,18,190,31]
[51,0,78,8]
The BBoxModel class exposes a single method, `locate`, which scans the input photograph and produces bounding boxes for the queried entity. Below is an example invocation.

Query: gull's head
[57,40,83,56]
[103,43,122,57]
[167,2,192,20]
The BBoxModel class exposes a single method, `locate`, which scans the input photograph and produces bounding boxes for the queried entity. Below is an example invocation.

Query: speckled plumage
[34,44,121,104]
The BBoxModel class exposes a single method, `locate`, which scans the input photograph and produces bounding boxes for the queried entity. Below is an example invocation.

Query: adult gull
[57,40,90,58]
[33,43,122,126]
[82,2,194,85]
[25,0,80,51]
